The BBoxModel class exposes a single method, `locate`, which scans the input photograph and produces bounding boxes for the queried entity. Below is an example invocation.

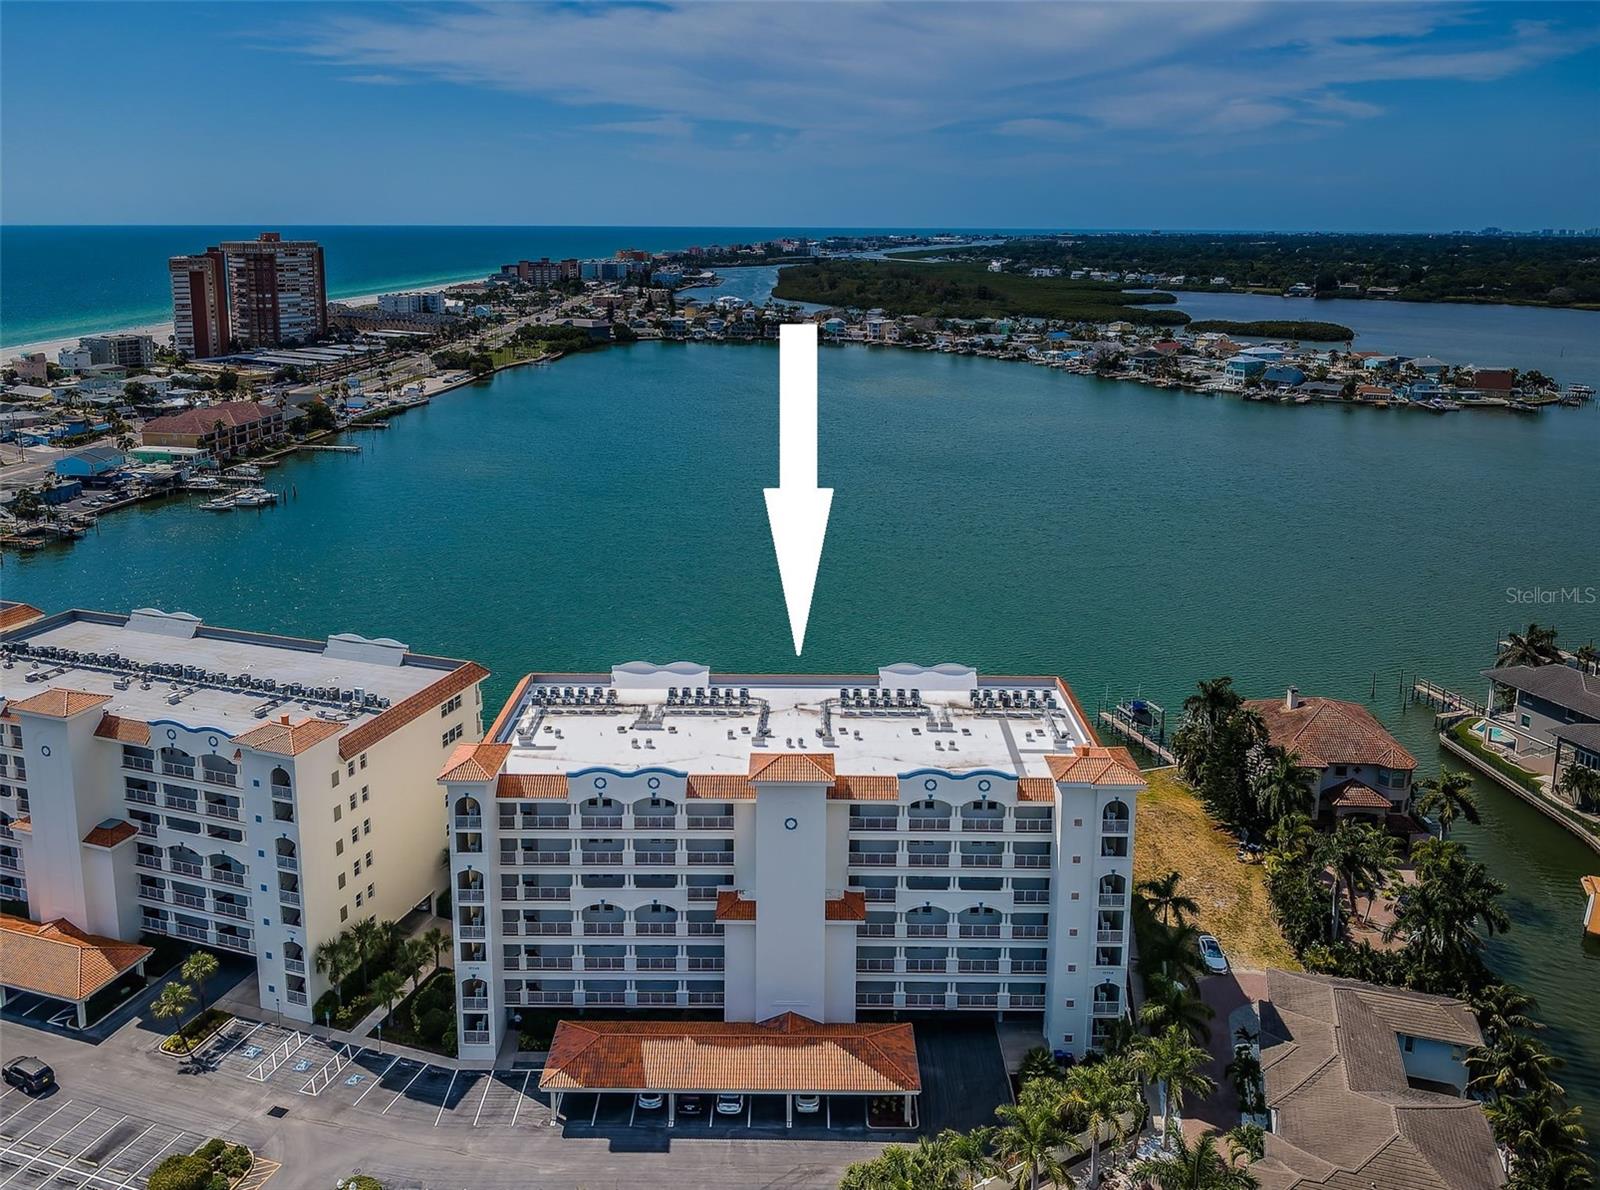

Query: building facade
[441,662,1142,1063]
[140,401,285,460]
[0,606,488,1023]
[219,233,328,348]
[1246,688,1417,819]
[169,250,232,359]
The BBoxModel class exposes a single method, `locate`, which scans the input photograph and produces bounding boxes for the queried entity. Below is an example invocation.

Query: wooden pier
[1097,709,1178,765]
[1408,677,1484,717]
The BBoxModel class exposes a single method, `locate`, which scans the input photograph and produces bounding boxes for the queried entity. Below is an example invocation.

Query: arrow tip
[763,486,833,654]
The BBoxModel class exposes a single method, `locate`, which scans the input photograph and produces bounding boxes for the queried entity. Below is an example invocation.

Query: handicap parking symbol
[345,1074,365,1087]
[293,1059,313,1072]
[242,1045,263,1059]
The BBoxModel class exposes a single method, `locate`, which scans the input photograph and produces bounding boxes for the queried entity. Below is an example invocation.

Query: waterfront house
[1466,367,1515,395]
[140,401,285,461]
[1244,688,1417,820]
[1250,971,1504,1189]
[1224,356,1268,382]
[53,447,126,484]
[1262,364,1306,389]
[1480,663,1600,785]
[1409,355,1448,376]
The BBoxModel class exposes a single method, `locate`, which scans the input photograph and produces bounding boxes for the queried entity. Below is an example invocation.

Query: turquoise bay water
[4,343,1597,1106]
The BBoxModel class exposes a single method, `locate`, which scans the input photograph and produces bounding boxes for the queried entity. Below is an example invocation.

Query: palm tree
[1016,1046,1063,1086]
[1487,1088,1592,1188]
[1466,1032,1564,1097]
[1415,770,1480,839]
[403,937,432,991]
[1134,1025,1217,1149]
[1138,871,1200,929]
[1138,924,1209,991]
[1131,1129,1261,1190]
[151,980,196,1036]
[1387,840,1510,986]
[938,1126,1000,1190]
[1061,1058,1142,1187]
[314,934,355,1007]
[1470,982,1543,1037]
[181,950,219,1014]
[348,916,382,986]
[1574,641,1599,675]
[1251,748,1314,823]
[993,1094,1073,1190]
[1318,820,1396,932]
[370,970,408,1025]
[1556,762,1600,812]
[421,926,448,972]
[1264,812,1315,860]
[1224,1123,1266,1164]
[1140,973,1216,1043]
[1496,623,1562,667]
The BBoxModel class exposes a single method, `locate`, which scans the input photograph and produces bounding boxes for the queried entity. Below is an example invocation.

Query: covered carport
[538,1011,920,1129]
[0,913,152,1027]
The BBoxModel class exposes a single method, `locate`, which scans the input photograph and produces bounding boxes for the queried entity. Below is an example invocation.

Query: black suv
[2,1056,55,1095]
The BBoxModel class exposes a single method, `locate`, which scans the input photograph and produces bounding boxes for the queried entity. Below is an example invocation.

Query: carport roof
[0,913,152,1002]
[539,1012,920,1095]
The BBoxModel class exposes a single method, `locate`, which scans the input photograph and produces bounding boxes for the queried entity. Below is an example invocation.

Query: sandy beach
[1,277,477,362]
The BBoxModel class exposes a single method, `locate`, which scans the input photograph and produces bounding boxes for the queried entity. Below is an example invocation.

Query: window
[350,828,359,844]
[360,754,367,770]
[1333,765,1348,776]
[361,786,369,803]
[347,762,356,777]
[332,770,340,788]
[349,793,357,810]
[355,893,363,908]
[340,905,349,923]
[333,805,342,823]
[362,818,371,836]
[335,838,344,856]
[365,850,373,867]
[338,873,346,889]
[353,860,362,876]
[442,724,464,748]
[367,883,375,899]
[441,694,463,717]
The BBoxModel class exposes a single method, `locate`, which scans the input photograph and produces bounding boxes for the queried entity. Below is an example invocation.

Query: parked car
[677,1094,705,1116]
[716,1093,745,1116]
[2,1056,55,1095]
[794,1094,821,1114]
[636,1092,664,1111]
[1198,933,1229,974]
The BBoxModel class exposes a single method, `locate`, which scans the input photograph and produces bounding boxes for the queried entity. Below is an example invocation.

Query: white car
[715,1093,744,1115]
[636,1092,664,1111]
[1198,934,1229,974]
[794,1094,821,1114]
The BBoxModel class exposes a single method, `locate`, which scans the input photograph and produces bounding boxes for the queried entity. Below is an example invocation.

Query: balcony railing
[850,853,897,866]
[210,868,245,886]
[286,990,308,1006]
[1013,854,1050,869]
[462,996,490,1011]
[172,892,207,909]
[525,887,570,900]
[687,992,724,1007]
[125,788,157,806]
[463,1030,492,1046]
[1100,818,1131,836]
[277,854,298,871]
[124,755,155,773]
[957,993,999,1007]
[139,885,165,901]
[453,816,483,831]
[175,924,209,942]
[686,922,723,936]
[958,959,1000,973]
[1091,997,1123,1017]
[907,817,950,831]
[857,923,897,937]
[686,816,733,830]
[579,991,623,1005]
[908,853,950,867]
[585,956,625,970]
[908,923,950,937]
[214,902,248,919]
[1014,818,1052,833]
[960,819,1004,832]
[580,816,624,830]
[958,924,1001,938]
[636,922,678,935]
[284,958,306,974]
[163,763,196,779]
[279,890,301,907]
[905,993,945,1007]
[165,796,198,814]
[850,818,898,832]
[633,852,677,866]
[864,888,896,902]
[686,852,733,865]
[686,886,721,901]
[1010,994,1046,1008]
[270,783,293,801]
[458,925,487,941]
[636,957,677,970]
[687,957,724,971]
[1014,889,1049,903]
[905,958,945,972]
[580,852,623,866]
[526,957,573,970]
[201,769,238,788]
[135,854,162,870]
[170,859,203,877]
[1097,892,1125,909]
[518,815,572,830]
[1012,960,1047,974]
[636,992,677,1006]
[523,993,573,1006]
[458,888,486,903]
[522,922,572,935]
[204,802,240,821]
[1096,929,1124,945]
[634,816,677,830]
[1012,925,1048,939]
[857,992,896,1007]
[960,854,1002,867]
[583,922,624,935]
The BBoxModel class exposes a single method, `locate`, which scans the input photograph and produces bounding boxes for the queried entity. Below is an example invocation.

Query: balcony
[857,992,896,1007]
[210,867,245,886]
[850,817,898,832]
[1010,994,1046,1008]
[1097,893,1125,910]
[270,783,293,801]
[850,852,898,867]
[583,922,624,936]
[1014,818,1052,833]
[907,853,950,868]
[214,902,248,920]
[960,854,1002,868]
[138,885,166,902]
[585,956,625,970]
[579,852,623,866]
[636,922,678,936]
[201,769,238,789]
[958,924,1000,938]
[1091,997,1123,1017]
[135,854,162,871]
[580,816,624,831]
[863,888,896,903]
[633,851,678,867]
[164,796,198,814]
[1012,960,1047,974]
[175,924,209,942]
[687,992,724,1007]
[1013,889,1049,904]
[286,990,308,1006]
[463,1030,492,1046]
[1096,929,1124,945]
[279,890,302,907]
[523,993,573,1006]
[1012,854,1050,869]
[960,819,1004,833]
[687,957,724,971]
[284,958,306,974]
[580,991,623,1005]
[908,923,950,938]
[957,993,999,1007]
[162,763,196,780]
[525,887,570,901]
[686,815,733,831]
[1100,818,1131,836]
[172,892,207,910]
[137,822,157,838]
[636,957,678,970]
[526,957,573,970]
[686,851,733,866]
[458,888,486,903]
[1012,925,1049,939]
[125,788,157,806]
[170,859,202,877]
[906,993,946,1008]
[907,817,950,831]
[523,922,572,935]
[276,854,298,872]
[634,816,677,830]
[686,922,723,936]
[462,996,490,1011]
[636,991,677,1006]
[857,923,897,937]
[204,802,240,821]
[453,815,483,831]
[957,959,1000,973]
[458,925,487,941]
[124,755,155,773]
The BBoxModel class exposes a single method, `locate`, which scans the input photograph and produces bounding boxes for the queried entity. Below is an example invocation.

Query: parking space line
[510,1070,531,1127]
[212,1020,265,1062]
[433,1071,458,1127]
[2,1099,77,1155]
[628,1096,637,1129]
[76,1121,158,1190]
[382,1064,427,1115]
[0,1105,96,1188]
[0,1148,122,1190]
[116,1130,192,1190]
[352,1056,400,1108]
[40,1113,126,1189]
[471,1076,493,1127]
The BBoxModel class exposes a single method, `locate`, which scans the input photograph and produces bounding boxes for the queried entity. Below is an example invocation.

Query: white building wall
[751,781,829,1021]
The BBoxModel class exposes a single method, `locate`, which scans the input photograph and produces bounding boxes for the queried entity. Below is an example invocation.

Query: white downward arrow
[764,324,834,655]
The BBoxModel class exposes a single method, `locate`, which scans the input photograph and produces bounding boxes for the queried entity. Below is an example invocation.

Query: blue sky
[3,1,1598,229]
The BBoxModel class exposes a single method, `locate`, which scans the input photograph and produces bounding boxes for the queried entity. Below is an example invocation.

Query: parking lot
[0,1089,205,1189]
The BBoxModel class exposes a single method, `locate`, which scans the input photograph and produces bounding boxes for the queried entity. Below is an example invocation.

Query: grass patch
[159,1007,232,1055]
[772,260,1190,326]
[1134,768,1300,971]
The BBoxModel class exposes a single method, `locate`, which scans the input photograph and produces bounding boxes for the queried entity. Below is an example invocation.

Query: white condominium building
[0,605,487,1023]
[442,662,1142,1062]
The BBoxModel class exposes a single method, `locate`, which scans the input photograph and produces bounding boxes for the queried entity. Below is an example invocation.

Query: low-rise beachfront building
[441,662,1143,1066]
[140,401,285,460]
[0,605,487,1024]
[1245,688,1417,820]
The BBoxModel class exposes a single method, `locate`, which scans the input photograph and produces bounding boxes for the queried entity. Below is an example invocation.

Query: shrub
[314,989,341,1024]
[147,1154,212,1190]
[419,1006,453,1044]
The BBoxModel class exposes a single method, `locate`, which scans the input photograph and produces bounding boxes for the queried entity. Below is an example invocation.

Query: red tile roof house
[140,401,285,460]
[1244,688,1418,821]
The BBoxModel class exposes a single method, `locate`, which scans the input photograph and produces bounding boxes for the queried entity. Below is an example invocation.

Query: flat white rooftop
[494,662,1093,780]
[1,607,466,735]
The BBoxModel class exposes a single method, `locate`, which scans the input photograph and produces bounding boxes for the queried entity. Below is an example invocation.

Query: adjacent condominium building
[0,605,487,1024]
[441,662,1142,1063]
[220,233,328,348]
[168,249,231,358]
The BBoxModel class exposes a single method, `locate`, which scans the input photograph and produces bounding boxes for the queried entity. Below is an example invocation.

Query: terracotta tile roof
[715,890,757,921]
[748,752,837,783]
[1016,777,1057,802]
[686,774,756,800]
[826,775,900,801]
[0,603,44,632]
[1258,971,1499,1190]
[496,772,570,800]
[0,914,153,1002]
[82,820,138,848]
[339,662,489,760]
[485,675,534,739]
[1327,780,1394,811]
[231,716,345,757]
[438,742,511,783]
[5,689,113,719]
[141,401,279,435]
[93,713,151,744]
[1245,696,1417,771]
[1045,746,1143,786]
[7,817,29,833]
[826,890,868,921]
[539,1013,921,1095]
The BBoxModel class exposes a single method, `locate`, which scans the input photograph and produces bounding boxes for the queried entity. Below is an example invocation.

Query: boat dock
[299,444,362,453]
[1096,697,1177,765]
[1408,676,1485,718]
